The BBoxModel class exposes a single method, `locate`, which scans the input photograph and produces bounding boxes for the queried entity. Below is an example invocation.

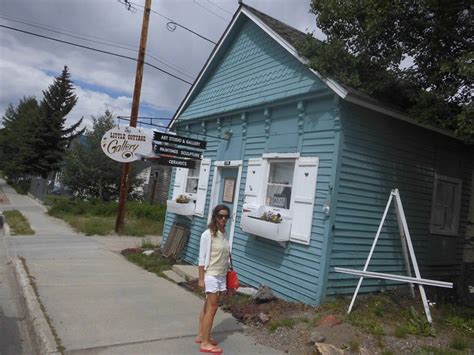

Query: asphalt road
[0,230,33,355]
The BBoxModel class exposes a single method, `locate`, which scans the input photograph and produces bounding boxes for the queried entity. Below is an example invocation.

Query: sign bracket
[335,188,453,324]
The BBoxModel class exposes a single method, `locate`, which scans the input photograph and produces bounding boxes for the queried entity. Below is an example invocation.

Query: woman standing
[196,205,231,354]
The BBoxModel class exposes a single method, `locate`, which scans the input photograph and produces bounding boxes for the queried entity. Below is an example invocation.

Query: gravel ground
[182,280,474,354]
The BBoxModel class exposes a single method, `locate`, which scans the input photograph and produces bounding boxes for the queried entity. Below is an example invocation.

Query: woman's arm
[198,266,205,288]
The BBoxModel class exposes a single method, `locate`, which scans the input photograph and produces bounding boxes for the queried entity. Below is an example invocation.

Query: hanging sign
[153,132,207,150]
[157,156,196,169]
[154,144,203,160]
[101,126,152,163]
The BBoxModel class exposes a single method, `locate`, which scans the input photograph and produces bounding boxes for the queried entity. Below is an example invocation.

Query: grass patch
[3,210,34,235]
[349,338,360,352]
[449,336,468,351]
[46,196,165,236]
[415,346,459,355]
[346,312,385,335]
[121,248,173,277]
[20,257,65,354]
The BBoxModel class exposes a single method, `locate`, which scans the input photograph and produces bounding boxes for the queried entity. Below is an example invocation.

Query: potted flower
[175,194,190,204]
[240,206,291,243]
[166,195,195,216]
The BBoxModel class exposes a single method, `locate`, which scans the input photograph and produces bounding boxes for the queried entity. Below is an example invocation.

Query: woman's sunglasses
[217,214,230,220]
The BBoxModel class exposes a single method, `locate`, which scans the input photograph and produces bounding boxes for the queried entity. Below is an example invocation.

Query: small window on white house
[430,174,462,236]
[185,161,201,196]
[265,161,295,209]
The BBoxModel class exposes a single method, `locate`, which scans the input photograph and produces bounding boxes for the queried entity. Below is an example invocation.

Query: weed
[416,346,458,355]
[349,338,360,352]
[381,351,394,355]
[141,237,158,249]
[394,324,410,338]
[408,307,436,337]
[3,210,34,235]
[449,336,468,351]
[346,312,385,335]
[122,249,172,277]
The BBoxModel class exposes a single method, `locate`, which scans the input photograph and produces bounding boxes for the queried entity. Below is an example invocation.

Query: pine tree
[0,97,41,182]
[33,66,84,177]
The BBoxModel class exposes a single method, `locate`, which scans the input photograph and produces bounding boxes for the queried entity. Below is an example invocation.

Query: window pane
[185,178,198,194]
[188,161,201,178]
[433,179,458,231]
[266,185,291,209]
[268,162,294,184]
[265,161,295,209]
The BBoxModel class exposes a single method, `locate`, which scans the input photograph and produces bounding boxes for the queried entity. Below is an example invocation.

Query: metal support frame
[336,189,453,324]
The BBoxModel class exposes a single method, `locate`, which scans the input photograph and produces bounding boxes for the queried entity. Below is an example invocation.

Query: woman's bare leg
[201,292,220,349]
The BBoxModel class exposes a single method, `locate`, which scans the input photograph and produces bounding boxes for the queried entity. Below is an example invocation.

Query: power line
[128,1,218,44]
[0,24,193,85]
[206,0,233,16]
[0,14,196,80]
[193,0,228,22]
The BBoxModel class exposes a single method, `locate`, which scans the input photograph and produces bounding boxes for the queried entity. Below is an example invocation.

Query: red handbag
[226,254,239,290]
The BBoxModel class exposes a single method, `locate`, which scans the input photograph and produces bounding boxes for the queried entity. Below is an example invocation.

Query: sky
[0,0,323,134]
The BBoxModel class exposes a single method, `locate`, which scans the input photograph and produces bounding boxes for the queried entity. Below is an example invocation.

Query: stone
[258,312,270,324]
[307,331,326,345]
[253,285,276,303]
[318,315,342,327]
[142,250,155,256]
[314,343,344,355]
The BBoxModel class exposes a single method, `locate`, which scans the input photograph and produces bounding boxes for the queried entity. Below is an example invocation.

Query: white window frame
[430,173,462,236]
[260,153,300,219]
[263,159,296,215]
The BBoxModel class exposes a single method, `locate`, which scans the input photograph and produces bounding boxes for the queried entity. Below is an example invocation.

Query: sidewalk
[0,180,281,354]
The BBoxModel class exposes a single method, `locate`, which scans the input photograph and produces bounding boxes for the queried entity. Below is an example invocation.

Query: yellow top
[206,230,230,276]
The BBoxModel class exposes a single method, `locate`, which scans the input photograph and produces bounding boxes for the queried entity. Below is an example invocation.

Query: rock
[307,330,326,345]
[142,250,155,256]
[253,285,276,303]
[258,312,270,324]
[318,315,342,327]
[237,287,258,296]
[314,343,344,355]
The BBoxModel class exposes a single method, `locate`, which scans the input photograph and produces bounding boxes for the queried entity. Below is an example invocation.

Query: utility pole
[115,0,152,233]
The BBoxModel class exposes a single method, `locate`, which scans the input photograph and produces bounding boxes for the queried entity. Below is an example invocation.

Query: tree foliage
[0,66,84,182]
[34,66,85,177]
[60,110,143,201]
[299,0,472,142]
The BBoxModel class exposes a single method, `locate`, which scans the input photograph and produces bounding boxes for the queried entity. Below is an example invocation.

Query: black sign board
[154,144,202,160]
[153,132,207,150]
[157,156,196,169]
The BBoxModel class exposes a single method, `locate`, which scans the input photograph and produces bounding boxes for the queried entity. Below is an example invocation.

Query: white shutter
[171,167,187,200]
[194,158,211,217]
[244,158,263,205]
[290,157,319,244]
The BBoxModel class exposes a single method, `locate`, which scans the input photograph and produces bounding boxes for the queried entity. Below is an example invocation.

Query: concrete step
[172,264,198,281]
[162,269,186,283]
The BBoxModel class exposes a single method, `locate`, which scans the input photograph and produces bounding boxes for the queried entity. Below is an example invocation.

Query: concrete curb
[12,257,61,355]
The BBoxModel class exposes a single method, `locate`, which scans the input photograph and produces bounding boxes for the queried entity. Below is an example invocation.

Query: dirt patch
[0,188,10,204]
[182,280,474,354]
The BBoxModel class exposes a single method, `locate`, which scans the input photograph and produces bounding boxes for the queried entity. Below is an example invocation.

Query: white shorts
[204,274,227,293]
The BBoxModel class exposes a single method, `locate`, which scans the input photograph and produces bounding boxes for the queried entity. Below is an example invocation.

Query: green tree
[299,0,472,142]
[33,66,85,177]
[0,97,41,182]
[60,110,143,201]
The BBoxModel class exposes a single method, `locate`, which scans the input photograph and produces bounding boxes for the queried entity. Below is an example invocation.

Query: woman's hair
[208,204,231,237]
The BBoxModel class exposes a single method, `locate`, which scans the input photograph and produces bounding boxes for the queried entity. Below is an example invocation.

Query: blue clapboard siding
[162,95,337,304]
[324,102,473,297]
[179,18,325,120]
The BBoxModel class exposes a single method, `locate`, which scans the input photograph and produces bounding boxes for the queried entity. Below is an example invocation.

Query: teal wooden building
[161,4,473,305]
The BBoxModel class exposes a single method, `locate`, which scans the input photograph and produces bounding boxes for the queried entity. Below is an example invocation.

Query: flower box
[240,213,291,242]
[166,200,196,216]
